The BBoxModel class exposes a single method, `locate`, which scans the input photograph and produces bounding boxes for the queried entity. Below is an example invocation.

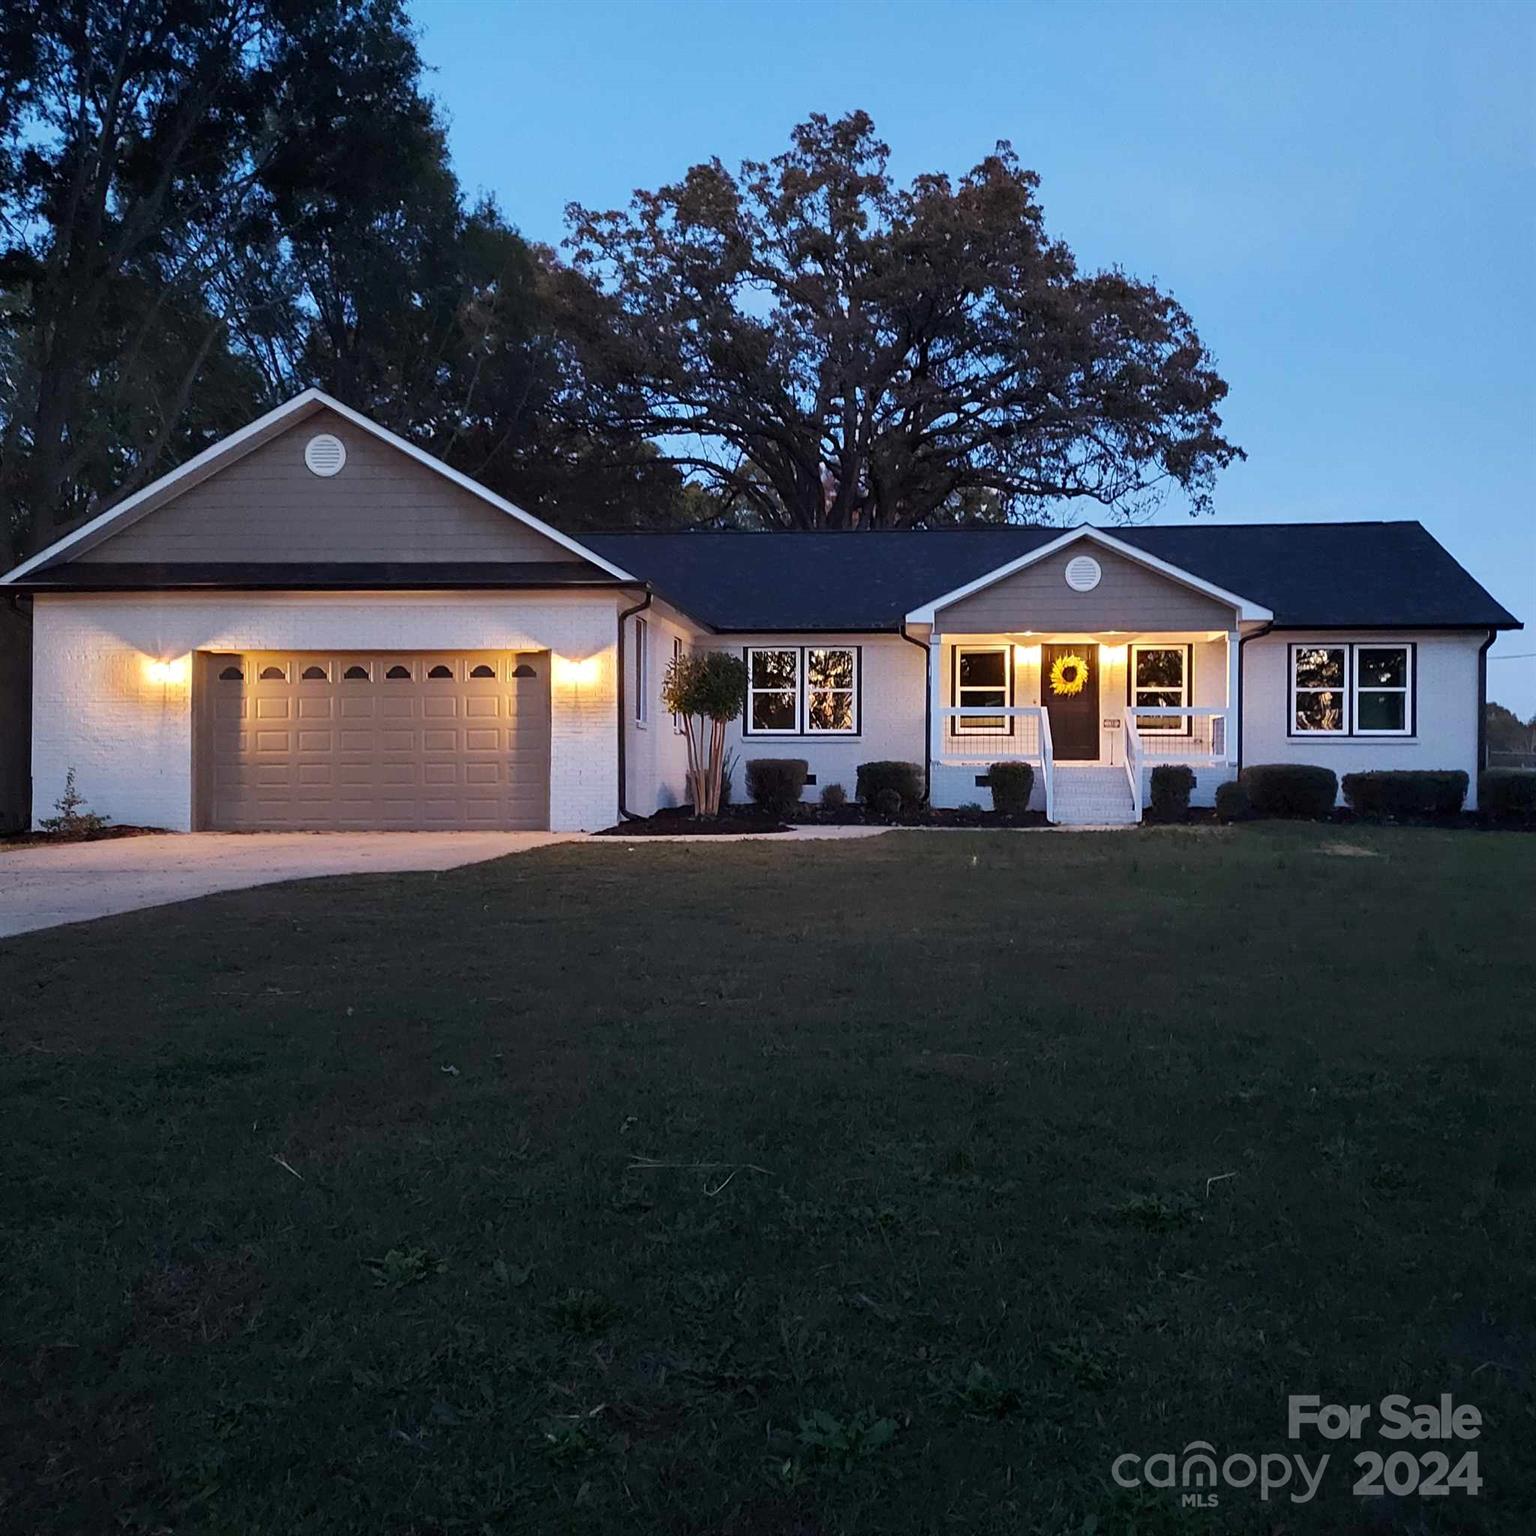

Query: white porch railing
[938,705,1055,822]
[1126,707,1232,763]
[1122,717,1143,821]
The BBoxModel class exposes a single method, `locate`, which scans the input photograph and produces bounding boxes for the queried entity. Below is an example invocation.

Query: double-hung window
[1129,644,1191,735]
[1353,645,1413,735]
[952,646,1012,734]
[745,646,859,735]
[1290,645,1348,734]
[633,617,649,725]
[1289,643,1412,736]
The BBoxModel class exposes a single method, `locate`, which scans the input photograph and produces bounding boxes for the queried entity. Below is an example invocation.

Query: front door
[1042,644,1099,760]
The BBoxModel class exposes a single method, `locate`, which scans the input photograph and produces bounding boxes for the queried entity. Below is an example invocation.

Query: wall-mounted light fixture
[144,655,190,686]
[553,653,601,686]
[1012,643,1041,670]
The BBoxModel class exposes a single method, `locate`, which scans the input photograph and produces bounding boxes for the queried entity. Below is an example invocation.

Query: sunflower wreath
[1049,653,1089,696]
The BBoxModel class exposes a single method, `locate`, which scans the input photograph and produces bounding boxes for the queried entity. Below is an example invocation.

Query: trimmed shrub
[1240,763,1338,819]
[988,761,1035,816]
[872,786,903,819]
[745,758,809,818]
[1148,764,1196,822]
[856,761,925,813]
[1214,779,1251,822]
[819,782,847,811]
[1479,768,1536,822]
[1341,770,1468,819]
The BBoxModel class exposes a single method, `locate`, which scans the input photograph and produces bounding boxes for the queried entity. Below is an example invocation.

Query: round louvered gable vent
[1064,554,1102,592]
[304,432,347,477]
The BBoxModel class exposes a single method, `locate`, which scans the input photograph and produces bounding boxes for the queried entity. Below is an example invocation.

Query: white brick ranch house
[3,391,1521,830]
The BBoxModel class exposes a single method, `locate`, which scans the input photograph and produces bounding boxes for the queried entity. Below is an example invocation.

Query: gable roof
[1,389,636,585]
[585,522,1520,632]
[903,525,1272,624]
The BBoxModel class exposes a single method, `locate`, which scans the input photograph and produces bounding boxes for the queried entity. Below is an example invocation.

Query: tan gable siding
[935,543,1237,632]
[79,408,574,564]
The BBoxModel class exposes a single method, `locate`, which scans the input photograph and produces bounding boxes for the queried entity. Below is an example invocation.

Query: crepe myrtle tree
[661,651,747,817]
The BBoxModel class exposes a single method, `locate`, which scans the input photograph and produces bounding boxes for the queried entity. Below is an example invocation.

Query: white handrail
[1125,706,1234,764]
[1039,707,1055,824]
[1122,717,1143,822]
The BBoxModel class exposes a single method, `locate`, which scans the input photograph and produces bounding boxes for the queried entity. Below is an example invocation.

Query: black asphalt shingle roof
[586,522,1520,632]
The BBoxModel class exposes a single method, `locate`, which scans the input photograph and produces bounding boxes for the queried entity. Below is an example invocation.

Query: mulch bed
[596,808,792,836]
[598,803,1049,836]
[0,825,164,850]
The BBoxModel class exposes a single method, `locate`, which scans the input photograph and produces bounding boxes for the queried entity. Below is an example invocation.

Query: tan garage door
[196,651,551,830]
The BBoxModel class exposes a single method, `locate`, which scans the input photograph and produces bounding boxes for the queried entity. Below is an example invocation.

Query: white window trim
[1352,643,1414,737]
[671,636,685,734]
[1289,643,1351,736]
[746,646,801,736]
[1129,643,1192,737]
[744,645,861,736]
[952,644,1014,736]
[633,617,649,726]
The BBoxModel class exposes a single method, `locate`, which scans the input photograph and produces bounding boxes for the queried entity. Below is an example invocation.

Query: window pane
[1135,648,1184,689]
[1294,647,1345,689]
[808,691,853,731]
[960,688,1007,709]
[807,649,853,689]
[1136,689,1183,709]
[1295,691,1344,731]
[1138,716,1182,733]
[958,651,1006,688]
[751,690,797,731]
[1356,691,1406,731]
[1357,647,1406,688]
[751,650,797,688]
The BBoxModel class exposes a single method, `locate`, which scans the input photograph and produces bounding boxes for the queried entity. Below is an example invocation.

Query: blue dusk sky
[412,0,1536,711]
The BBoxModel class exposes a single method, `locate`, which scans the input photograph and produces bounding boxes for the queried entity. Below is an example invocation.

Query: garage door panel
[201,650,550,830]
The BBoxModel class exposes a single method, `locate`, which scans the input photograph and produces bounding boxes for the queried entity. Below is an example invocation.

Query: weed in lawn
[954,1362,1024,1419]
[1044,1337,1118,1392]
[547,1288,622,1335]
[362,1246,445,1289]
[795,1408,899,1470]
[1109,1194,1191,1232]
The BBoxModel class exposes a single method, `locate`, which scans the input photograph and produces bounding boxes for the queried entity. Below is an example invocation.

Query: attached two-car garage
[194,650,551,830]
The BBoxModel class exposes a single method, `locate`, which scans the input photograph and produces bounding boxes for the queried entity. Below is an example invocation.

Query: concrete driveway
[0,831,583,938]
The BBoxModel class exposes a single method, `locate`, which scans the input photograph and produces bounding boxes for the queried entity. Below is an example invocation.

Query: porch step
[1051,766,1138,827]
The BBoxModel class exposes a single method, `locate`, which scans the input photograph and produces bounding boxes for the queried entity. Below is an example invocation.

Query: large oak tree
[563,111,1242,528]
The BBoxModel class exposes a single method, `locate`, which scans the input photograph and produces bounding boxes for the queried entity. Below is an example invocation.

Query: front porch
[926,631,1239,824]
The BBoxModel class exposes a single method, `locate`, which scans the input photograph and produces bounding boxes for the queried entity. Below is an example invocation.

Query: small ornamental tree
[662,652,747,817]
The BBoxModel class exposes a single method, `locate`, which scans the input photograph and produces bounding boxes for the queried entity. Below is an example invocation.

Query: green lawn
[2,825,1534,1534]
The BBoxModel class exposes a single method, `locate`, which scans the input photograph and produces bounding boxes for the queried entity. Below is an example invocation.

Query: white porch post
[928,635,944,780]
[1225,629,1241,764]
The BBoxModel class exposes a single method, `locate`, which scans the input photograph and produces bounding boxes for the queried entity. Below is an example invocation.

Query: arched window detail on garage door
[470,663,496,678]
[511,663,536,678]
[218,665,244,681]
[301,665,328,680]
[427,664,453,679]
[259,664,287,681]
[385,664,412,680]
[343,664,370,680]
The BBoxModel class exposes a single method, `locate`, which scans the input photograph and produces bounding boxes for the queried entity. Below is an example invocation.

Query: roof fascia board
[2,388,637,586]
[903,525,1273,624]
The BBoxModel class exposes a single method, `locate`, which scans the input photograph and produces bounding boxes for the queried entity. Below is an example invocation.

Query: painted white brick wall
[31,592,623,831]
[622,608,697,816]
[699,633,927,808]
[1241,630,1487,807]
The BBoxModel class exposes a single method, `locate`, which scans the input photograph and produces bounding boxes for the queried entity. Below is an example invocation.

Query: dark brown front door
[1042,644,1099,760]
